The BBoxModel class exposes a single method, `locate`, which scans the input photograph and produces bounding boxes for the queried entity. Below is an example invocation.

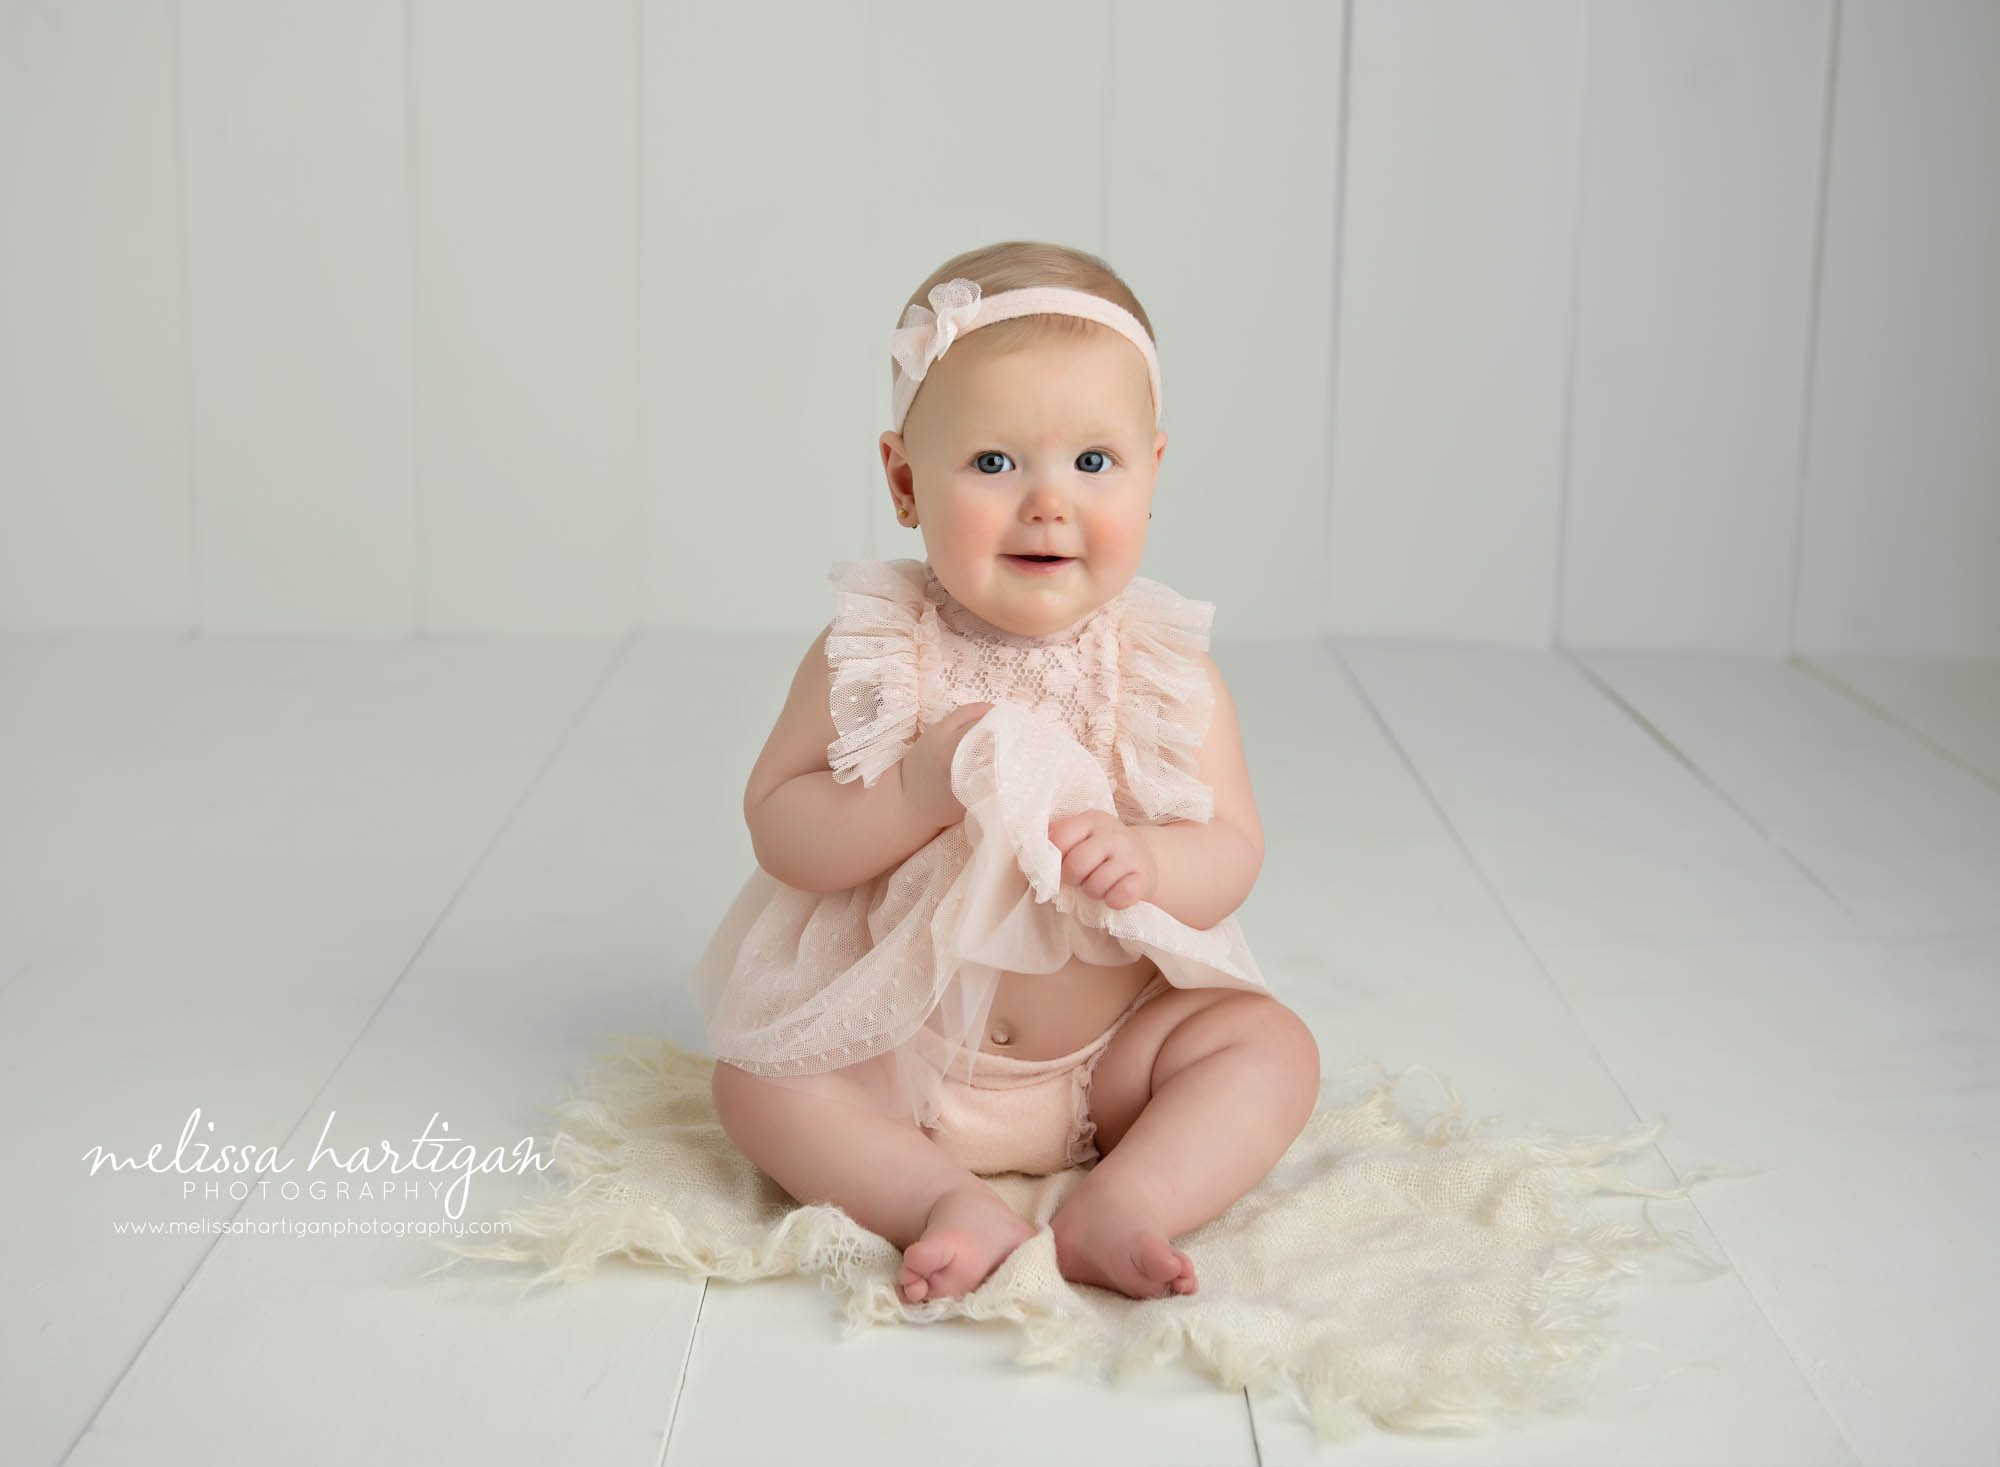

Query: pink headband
[887,277,1163,434]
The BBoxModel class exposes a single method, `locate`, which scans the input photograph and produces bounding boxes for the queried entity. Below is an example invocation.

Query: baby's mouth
[1003,553,1075,565]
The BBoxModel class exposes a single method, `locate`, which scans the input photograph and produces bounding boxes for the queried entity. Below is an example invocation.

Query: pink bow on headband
[888,278,984,383]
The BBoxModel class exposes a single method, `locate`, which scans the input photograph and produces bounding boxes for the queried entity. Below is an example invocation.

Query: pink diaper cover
[911,972,1174,1176]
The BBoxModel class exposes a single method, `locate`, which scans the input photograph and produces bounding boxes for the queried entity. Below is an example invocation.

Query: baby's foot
[1050,1180,1198,1300]
[897,1185,1037,1305]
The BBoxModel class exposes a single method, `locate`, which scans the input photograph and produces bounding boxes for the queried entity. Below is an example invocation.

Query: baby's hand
[1049,811,1157,910]
[898,702,995,829]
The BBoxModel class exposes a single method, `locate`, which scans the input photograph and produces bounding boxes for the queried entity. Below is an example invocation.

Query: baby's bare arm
[1133,650,1265,928]
[743,625,946,893]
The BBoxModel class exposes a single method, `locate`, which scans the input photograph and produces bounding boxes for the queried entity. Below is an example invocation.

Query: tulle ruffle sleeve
[824,558,930,789]
[1111,576,1218,825]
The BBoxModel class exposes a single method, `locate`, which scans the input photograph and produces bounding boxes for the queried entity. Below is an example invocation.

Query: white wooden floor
[4,631,1996,1467]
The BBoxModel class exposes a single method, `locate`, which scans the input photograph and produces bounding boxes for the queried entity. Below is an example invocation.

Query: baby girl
[698,241,1321,1307]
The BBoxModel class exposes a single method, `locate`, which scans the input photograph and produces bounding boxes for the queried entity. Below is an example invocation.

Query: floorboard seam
[658,1277,707,1465]
[1792,655,2000,797]
[1557,649,1859,922]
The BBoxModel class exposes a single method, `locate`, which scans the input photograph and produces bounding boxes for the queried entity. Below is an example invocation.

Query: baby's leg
[710,1058,1035,1303]
[1051,991,1321,1300]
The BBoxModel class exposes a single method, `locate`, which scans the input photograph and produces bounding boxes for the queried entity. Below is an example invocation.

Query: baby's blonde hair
[890,241,1157,407]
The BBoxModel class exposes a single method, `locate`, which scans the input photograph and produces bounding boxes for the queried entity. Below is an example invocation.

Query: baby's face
[879,327,1165,638]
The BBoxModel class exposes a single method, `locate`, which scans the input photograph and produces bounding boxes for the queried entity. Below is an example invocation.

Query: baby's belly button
[985,957,1154,1049]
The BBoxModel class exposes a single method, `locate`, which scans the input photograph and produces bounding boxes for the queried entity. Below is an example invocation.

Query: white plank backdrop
[1,0,1995,653]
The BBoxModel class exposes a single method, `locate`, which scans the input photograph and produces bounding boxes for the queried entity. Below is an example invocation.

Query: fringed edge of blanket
[422,1034,898,1297]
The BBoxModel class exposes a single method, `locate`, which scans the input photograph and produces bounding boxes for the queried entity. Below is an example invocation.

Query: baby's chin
[989,557,1112,626]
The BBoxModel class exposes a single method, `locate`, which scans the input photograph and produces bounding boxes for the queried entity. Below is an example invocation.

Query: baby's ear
[879,431,914,493]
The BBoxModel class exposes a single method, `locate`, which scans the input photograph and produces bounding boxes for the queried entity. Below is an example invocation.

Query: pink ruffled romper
[692,557,1271,1176]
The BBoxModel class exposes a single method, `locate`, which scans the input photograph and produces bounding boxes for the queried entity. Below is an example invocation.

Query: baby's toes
[1130,1233,1191,1296]
[898,1233,961,1303]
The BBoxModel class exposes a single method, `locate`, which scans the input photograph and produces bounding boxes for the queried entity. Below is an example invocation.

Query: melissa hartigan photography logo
[81,1108,553,1224]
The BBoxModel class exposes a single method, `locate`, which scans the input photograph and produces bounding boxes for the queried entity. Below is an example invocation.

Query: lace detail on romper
[825,558,1217,826]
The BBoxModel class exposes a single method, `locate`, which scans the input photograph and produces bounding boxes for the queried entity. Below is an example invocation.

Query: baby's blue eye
[971,450,1115,474]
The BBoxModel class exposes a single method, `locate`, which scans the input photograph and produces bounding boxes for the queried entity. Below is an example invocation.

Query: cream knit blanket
[430,1038,1731,1443]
